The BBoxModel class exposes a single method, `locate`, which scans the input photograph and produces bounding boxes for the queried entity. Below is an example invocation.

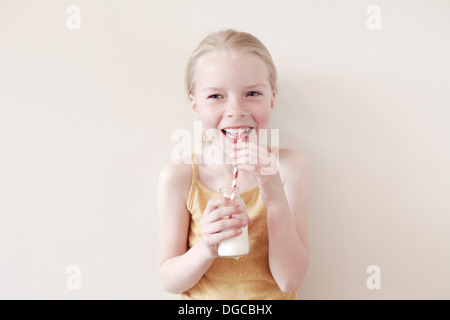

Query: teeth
[222,127,252,140]
[223,128,251,135]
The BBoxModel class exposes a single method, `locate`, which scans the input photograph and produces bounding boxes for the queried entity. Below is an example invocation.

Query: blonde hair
[185,29,277,96]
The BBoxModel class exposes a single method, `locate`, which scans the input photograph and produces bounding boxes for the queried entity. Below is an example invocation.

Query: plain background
[1,0,449,299]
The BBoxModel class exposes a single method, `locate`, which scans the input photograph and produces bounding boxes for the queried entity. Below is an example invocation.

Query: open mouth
[221,127,253,141]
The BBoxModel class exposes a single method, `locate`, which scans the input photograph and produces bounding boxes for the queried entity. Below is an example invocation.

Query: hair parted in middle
[185,29,277,96]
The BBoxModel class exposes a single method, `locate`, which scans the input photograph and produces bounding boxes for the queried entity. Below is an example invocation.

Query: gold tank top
[180,153,297,300]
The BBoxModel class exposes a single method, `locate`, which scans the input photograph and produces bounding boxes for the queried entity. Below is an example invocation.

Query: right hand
[200,197,251,258]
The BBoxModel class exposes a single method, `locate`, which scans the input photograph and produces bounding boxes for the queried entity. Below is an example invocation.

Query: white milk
[218,188,249,259]
[217,225,249,258]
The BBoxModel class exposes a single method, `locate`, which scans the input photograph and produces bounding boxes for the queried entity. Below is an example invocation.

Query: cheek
[254,104,272,127]
[251,114,269,129]
[198,109,222,128]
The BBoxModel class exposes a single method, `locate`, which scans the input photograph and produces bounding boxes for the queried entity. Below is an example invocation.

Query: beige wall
[1,0,449,299]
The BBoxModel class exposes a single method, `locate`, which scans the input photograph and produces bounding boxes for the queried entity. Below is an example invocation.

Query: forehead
[194,52,270,90]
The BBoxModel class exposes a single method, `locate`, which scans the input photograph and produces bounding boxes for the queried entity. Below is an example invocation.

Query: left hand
[231,140,284,208]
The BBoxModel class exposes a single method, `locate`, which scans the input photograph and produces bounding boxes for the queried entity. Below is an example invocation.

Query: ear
[270,90,276,111]
[190,94,198,117]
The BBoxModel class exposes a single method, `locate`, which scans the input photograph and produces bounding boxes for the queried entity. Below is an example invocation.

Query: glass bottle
[218,188,249,259]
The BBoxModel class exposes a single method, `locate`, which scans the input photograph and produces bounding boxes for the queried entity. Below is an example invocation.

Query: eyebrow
[201,87,222,93]
[245,83,267,89]
[201,83,267,92]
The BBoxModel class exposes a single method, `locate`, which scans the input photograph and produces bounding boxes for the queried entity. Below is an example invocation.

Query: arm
[266,150,309,292]
[156,162,214,294]
[157,162,248,294]
[234,147,310,292]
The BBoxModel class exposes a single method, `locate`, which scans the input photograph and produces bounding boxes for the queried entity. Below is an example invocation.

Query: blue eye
[208,94,222,99]
[247,91,261,97]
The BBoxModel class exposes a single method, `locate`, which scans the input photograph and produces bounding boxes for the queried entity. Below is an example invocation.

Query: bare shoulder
[158,157,193,203]
[277,148,310,185]
[278,148,309,172]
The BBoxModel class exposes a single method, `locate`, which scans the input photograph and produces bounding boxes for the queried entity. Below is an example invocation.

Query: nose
[225,97,247,118]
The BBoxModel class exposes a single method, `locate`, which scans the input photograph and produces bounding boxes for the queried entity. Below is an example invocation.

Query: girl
[157,30,309,300]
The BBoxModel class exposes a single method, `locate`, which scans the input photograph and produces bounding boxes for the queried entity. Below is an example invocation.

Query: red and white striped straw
[230,132,244,200]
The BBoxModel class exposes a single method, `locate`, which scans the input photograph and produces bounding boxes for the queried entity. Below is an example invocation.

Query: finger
[204,197,234,215]
[233,140,255,151]
[234,143,260,165]
[207,227,244,245]
[235,163,261,177]
[208,217,248,234]
[235,144,273,161]
[208,205,244,222]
